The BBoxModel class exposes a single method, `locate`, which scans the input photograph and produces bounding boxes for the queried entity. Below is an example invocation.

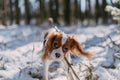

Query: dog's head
[42,28,95,61]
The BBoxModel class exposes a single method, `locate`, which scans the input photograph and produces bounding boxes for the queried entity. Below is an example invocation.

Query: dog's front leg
[43,60,51,80]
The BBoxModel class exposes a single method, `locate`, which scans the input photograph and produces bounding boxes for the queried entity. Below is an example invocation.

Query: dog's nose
[55,53,61,58]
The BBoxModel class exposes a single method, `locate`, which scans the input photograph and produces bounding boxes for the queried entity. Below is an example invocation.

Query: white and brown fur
[41,27,95,80]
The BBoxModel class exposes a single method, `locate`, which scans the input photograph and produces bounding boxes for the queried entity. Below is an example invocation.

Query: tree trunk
[15,0,20,24]
[2,0,7,25]
[85,0,88,17]
[25,0,30,24]
[74,0,79,22]
[79,0,84,24]
[95,0,99,25]
[54,0,59,24]
[102,0,108,24]
[49,0,59,24]
[38,0,46,24]
[87,0,91,25]
[9,0,13,25]
[64,0,71,25]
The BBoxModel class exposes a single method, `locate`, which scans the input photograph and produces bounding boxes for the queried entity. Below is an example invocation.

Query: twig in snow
[0,62,6,70]
[79,62,94,80]
[31,45,35,66]
[0,57,3,61]
[64,57,80,80]
[18,67,22,77]
[114,53,120,60]
[102,36,120,68]
[108,36,116,45]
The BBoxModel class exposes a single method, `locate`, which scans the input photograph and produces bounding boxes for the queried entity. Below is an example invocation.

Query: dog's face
[42,30,68,61]
[42,28,95,61]
[49,31,64,60]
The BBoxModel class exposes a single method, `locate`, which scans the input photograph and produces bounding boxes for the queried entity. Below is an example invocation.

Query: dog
[41,27,95,80]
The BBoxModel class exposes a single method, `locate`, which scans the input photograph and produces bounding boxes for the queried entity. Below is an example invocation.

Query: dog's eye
[63,47,68,52]
[54,43,58,48]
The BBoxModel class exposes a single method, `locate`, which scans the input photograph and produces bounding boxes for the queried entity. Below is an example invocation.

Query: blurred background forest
[0,0,120,26]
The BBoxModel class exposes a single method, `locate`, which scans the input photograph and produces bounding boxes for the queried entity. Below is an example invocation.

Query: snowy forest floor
[0,24,120,80]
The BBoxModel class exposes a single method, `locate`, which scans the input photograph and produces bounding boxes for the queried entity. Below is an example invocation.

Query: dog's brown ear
[70,36,95,58]
[42,48,49,61]
[42,31,57,61]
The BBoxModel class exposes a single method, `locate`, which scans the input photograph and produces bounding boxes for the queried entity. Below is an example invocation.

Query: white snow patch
[0,24,120,80]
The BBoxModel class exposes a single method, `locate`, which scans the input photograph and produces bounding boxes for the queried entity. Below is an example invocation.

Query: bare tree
[78,0,84,24]
[84,0,87,18]
[49,0,59,24]
[38,0,46,24]
[102,0,108,24]
[95,0,100,25]
[25,0,31,24]
[74,0,79,23]
[9,0,13,25]
[84,0,91,25]
[15,0,20,24]
[64,0,71,25]
[87,0,91,25]
[2,0,7,25]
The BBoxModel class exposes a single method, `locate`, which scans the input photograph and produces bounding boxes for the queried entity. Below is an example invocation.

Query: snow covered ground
[0,24,120,80]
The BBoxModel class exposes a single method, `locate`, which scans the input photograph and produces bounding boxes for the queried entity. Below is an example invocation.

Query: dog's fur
[41,28,95,80]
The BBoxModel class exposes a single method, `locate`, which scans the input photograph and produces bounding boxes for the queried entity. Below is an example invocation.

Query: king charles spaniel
[41,27,95,80]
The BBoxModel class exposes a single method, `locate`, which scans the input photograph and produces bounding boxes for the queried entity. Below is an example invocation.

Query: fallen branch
[108,36,116,45]
[64,57,80,80]
[114,53,120,59]
[102,36,120,68]
[79,62,94,80]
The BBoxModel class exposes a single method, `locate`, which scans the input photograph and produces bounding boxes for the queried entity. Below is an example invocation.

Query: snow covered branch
[105,0,120,24]
[112,0,120,4]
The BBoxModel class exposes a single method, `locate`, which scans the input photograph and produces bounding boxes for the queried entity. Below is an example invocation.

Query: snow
[0,24,120,80]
